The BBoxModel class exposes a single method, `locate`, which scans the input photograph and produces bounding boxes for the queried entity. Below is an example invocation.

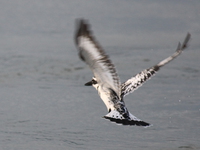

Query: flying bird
[74,19,191,126]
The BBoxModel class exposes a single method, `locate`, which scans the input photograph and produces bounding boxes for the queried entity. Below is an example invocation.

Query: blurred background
[0,1,199,150]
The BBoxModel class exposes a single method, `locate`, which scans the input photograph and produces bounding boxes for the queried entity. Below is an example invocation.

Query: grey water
[0,1,200,150]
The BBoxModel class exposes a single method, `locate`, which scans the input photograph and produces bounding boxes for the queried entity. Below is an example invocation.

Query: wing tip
[75,19,90,41]
[176,32,191,52]
[181,32,191,49]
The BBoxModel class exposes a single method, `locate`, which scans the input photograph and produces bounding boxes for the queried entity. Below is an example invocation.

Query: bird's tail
[103,110,150,127]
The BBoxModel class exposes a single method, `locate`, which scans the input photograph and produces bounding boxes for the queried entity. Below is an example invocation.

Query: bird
[74,19,191,126]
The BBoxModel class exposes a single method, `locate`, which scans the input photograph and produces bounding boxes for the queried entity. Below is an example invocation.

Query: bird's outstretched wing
[75,19,121,97]
[121,33,191,97]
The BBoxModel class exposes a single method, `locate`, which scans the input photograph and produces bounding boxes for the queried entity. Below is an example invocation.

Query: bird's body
[74,19,191,126]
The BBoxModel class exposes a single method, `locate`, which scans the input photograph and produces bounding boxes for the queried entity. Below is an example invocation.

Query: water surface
[0,1,199,150]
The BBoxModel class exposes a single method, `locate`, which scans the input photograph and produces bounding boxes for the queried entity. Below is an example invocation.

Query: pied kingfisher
[74,19,190,126]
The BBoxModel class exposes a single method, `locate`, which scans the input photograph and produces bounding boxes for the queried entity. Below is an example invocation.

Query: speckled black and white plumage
[74,18,191,127]
[121,33,190,97]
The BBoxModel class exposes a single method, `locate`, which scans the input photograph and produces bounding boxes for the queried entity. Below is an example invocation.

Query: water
[0,1,200,150]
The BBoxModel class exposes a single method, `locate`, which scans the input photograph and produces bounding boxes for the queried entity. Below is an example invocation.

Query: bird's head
[84,77,98,90]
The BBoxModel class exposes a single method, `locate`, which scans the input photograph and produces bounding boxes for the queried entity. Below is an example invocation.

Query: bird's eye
[92,79,97,84]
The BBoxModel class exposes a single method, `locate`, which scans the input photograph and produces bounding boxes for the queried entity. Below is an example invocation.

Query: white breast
[96,85,115,111]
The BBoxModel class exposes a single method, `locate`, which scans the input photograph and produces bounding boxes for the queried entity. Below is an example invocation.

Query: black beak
[84,80,93,86]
